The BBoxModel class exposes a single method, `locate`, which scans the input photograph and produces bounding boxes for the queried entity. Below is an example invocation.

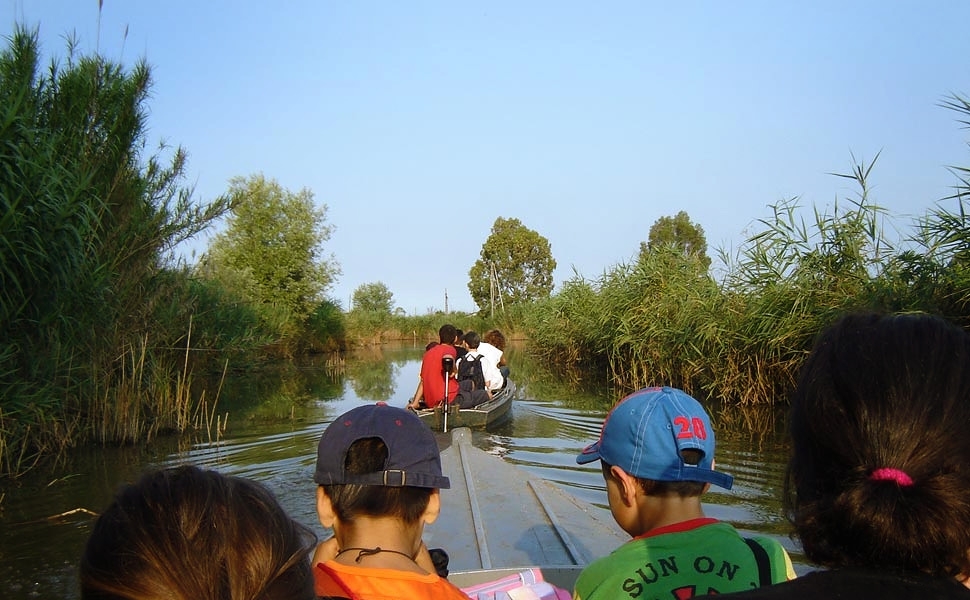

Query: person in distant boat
[459,330,503,399]
[453,328,468,359]
[573,386,794,600]
[311,403,468,600]
[442,331,493,410]
[80,465,316,600]
[721,313,970,600]
[409,324,459,410]
[481,329,509,384]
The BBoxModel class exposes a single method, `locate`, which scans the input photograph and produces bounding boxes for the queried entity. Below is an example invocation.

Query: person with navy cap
[310,402,469,600]
[573,386,794,600]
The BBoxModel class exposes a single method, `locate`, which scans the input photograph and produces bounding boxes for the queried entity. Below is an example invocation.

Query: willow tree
[352,282,395,314]
[202,174,339,338]
[468,217,556,313]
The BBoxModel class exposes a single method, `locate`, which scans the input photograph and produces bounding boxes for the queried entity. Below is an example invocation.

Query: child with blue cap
[574,386,794,600]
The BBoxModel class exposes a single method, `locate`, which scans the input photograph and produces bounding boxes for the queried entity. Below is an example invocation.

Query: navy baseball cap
[314,403,450,489]
[576,386,733,489]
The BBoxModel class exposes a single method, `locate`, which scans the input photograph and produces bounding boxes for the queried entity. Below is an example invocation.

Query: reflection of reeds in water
[710,400,788,454]
[325,352,346,377]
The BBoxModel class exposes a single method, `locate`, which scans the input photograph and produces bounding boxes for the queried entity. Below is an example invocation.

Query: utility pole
[489,261,495,319]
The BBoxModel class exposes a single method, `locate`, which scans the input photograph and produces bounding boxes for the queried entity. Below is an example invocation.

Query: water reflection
[0,343,804,599]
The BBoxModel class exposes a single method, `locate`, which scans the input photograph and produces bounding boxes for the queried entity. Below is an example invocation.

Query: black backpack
[457,354,487,391]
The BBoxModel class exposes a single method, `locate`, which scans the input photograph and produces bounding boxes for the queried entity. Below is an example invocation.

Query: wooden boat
[426,427,628,591]
[413,380,517,431]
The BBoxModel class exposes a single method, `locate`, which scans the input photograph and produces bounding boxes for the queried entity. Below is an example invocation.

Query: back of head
[463,330,481,350]
[788,312,970,577]
[438,324,457,344]
[483,329,506,350]
[576,387,733,493]
[80,465,315,600]
[315,403,450,524]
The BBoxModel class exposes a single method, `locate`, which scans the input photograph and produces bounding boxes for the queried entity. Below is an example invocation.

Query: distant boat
[412,380,517,431]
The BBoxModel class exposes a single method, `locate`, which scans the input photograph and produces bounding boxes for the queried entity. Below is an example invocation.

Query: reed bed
[525,153,970,406]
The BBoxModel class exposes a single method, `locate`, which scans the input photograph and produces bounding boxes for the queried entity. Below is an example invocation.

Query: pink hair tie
[869,468,914,487]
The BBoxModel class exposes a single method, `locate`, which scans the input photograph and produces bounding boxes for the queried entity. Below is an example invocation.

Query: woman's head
[787,312,970,577]
[483,329,506,350]
[80,465,316,600]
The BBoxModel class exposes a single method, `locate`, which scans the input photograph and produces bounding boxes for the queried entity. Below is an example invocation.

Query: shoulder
[314,562,349,598]
[575,556,609,593]
[742,535,796,583]
[426,344,454,358]
[433,577,472,600]
[744,535,791,563]
[478,342,501,357]
[576,540,640,581]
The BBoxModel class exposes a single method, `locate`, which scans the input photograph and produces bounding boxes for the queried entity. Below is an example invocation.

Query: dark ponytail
[786,312,970,576]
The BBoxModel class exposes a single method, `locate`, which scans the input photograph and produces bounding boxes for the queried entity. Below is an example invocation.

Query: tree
[640,211,711,271]
[352,282,394,314]
[468,217,556,312]
[202,174,339,332]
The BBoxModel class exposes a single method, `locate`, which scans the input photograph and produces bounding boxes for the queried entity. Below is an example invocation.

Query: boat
[425,427,628,591]
[413,380,517,431]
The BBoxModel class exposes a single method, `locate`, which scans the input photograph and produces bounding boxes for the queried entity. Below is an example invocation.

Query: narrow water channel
[0,344,801,599]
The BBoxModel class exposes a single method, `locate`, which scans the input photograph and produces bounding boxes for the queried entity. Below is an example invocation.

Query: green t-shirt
[573,518,792,600]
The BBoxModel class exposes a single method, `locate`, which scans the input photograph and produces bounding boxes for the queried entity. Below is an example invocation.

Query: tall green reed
[523,154,965,406]
[0,28,232,475]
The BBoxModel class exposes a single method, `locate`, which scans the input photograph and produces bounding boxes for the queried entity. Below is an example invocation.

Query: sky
[4,2,970,314]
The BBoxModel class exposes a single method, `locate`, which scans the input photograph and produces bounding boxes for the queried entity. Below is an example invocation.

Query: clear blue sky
[4,1,970,314]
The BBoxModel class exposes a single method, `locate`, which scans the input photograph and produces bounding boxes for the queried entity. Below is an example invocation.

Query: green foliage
[0,26,233,472]
[202,174,340,340]
[352,281,395,313]
[305,299,347,352]
[151,272,274,366]
[468,217,556,313]
[641,211,712,271]
[524,147,970,405]
[526,247,720,393]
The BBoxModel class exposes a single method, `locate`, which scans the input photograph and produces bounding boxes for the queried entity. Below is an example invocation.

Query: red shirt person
[408,324,459,410]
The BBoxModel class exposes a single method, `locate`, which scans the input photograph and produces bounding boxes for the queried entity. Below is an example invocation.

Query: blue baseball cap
[576,387,733,489]
[315,403,450,489]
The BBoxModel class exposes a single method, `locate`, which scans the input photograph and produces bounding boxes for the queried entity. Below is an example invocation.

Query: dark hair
[602,449,706,497]
[80,465,316,600]
[786,312,970,577]
[483,329,506,350]
[438,324,457,344]
[322,437,434,524]
[463,330,481,349]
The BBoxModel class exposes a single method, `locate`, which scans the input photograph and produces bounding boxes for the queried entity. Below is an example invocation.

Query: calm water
[0,344,802,599]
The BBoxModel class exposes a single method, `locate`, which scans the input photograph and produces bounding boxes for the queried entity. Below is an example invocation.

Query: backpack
[743,537,772,586]
[457,354,487,391]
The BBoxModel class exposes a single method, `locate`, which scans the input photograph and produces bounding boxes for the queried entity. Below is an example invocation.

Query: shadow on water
[0,342,804,599]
